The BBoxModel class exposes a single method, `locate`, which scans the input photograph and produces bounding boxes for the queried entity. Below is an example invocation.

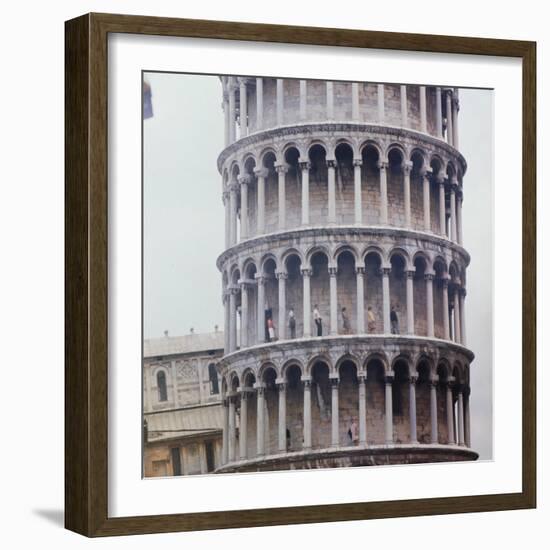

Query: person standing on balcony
[313,305,322,336]
[288,307,296,339]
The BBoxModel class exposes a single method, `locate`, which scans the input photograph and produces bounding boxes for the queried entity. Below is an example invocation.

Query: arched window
[208,363,219,395]
[157,370,168,402]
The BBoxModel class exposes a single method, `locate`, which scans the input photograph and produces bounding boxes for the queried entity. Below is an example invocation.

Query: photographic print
[142,73,493,477]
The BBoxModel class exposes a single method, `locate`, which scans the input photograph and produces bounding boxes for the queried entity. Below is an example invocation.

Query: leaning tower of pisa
[216,76,478,473]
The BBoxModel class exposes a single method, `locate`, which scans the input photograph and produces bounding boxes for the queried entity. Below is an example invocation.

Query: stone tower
[216,76,477,473]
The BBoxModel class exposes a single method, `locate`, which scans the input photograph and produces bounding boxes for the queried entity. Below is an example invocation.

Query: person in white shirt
[288,308,296,338]
[313,304,322,336]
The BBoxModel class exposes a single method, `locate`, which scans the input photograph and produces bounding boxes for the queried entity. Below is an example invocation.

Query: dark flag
[143,80,153,119]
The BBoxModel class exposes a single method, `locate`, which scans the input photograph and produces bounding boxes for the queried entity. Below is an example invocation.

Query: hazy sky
[143,73,493,459]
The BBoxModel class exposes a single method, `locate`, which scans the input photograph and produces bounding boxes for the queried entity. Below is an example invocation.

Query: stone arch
[410,147,428,168]
[241,368,257,388]
[306,354,333,376]
[259,147,278,167]
[241,257,258,280]
[388,247,412,271]
[364,351,390,374]
[306,139,328,159]
[305,245,331,268]
[361,245,386,265]
[229,160,241,181]
[335,353,361,375]
[229,371,240,392]
[281,359,304,380]
[333,244,359,265]
[391,354,413,378]
[259,253,278,275]
[359,139,383,160]
[242,153,257,173]
[386,142,407,162]
[415,354,435,379]
[281,247,305,270]
[436,358,452,381]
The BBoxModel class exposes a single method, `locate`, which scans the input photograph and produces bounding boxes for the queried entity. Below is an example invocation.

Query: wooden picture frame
[65,12,536,537]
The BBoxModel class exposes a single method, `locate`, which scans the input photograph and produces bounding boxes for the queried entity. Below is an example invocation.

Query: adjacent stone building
[143,330,225,476]
[216,76,477,472]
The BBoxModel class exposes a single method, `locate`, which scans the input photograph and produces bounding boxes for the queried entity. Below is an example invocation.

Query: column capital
[301,268,312,278]
[274,162,289,174]
[238,173,252,186]
[222,190,230,204]
[275,271,288,280]
[424,272,435,281]
[254,273,265,285]
[228,180,239,193]
[329,376,340,386]
[384,374,394,384]
[376,160,388,171]
[301,376,312,388]
[298,159,311,170]
[409,375,418,385]
[380,266,391,277]
[353,158,363,167]
[429,375,439,387]
[405,269,416,279]
[328,266,338,277]
[326,159,336,169]
[459,287,467,297]
[355,266,365,275]
[442,276,450,288]
[420,166,433,179]
[402,160,413,174]
[253,167,269,178]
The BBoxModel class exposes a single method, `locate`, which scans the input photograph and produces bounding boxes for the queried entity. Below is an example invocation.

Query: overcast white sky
[143,73,493,460]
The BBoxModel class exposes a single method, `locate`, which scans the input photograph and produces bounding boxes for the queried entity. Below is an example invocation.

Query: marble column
[254,167,267,234]
[276,271,287,340]
[422,169,431,232]
[446,89,453,146]
[223,88,230,147]
[256,275,265,344]
[406,269,415,334]
[454,287,462,344]
[403,161,412,228]
[229,287,237,352]
[409,376,418,444]
[326,81,334,120]
[450,182,458,242]
[228,79,236,143]
[278,381,286,452]
[446,381,455,444]
[438,175,446,237]
[223,191,230,249]
[239,391,248,459]
[223,291,230,353]
[442,278,450,340]
[459,288,467,346]
[276,78,284,126]
[329,267,338,335]
[299,80,307,121]
[256,386,265,456]
[331,377,339,447]
[358,374,367,445]
[228,396,236,461]
[327,159,337,224]
[300,160,310,226]
[240,282,248,348]
[275,163,288,230]
[430,380,438,443]
[457,389,465,446]
[435,86,443,138]
[457,192,464,245]
[400,84,408,127]
[229,181,238,246]
[377,83,385,123]
[352,83,360,121]
[356,267,365,333]
[303,379,312,449]
[353,159,363,224]
[221,398,229,464]
[385,376,394,444]
[239,78,247,137]
[425,273,435,338]
[256,77,263,130]
[464,390,471,447]
[382,267,391,333]
[302,269,312,337]
[238,174,249,240]
[378,161,388,225]
[420,85,427,133]
[452,89,459,149]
